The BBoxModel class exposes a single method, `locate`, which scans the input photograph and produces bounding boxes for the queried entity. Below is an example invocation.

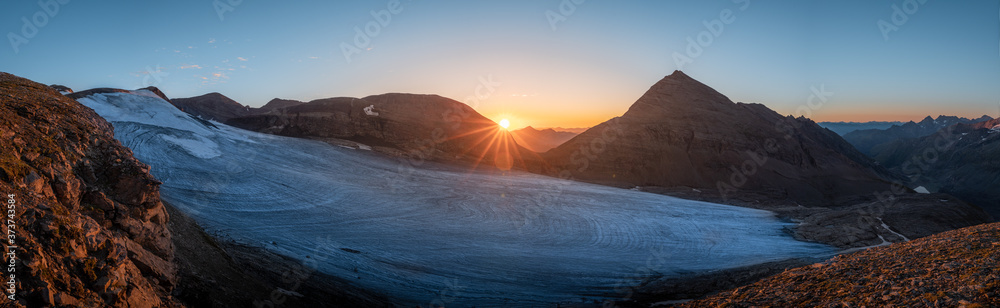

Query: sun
[498,118,510,129]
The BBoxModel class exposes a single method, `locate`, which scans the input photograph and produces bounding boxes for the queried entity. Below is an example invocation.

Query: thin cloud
[237,57,248,61]
[179,64,202,70]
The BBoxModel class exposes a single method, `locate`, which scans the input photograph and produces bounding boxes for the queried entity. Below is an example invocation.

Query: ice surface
[78,92,834,306]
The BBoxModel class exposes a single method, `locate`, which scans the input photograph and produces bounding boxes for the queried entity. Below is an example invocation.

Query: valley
[75,89,836,306]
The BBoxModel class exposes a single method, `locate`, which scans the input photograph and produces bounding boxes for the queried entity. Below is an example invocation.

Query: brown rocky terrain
[226,93,543,171]
[510,126,579,153]
[49,85,73,94]
[672,221,1000,307]
[1,72,178,307]
[170,93,253,122]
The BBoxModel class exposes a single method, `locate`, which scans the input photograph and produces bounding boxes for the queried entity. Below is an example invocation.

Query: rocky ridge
[1,72,177,307]
[169,93,252,122]
[226,93,542,171]
[844,115,993,156]
[258,98,304,112]
[817,121,903,136]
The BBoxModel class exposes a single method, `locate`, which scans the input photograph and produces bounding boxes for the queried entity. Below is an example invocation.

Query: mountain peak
[623,71,733,120]
[260,98,305,111]
[667,70,690,78]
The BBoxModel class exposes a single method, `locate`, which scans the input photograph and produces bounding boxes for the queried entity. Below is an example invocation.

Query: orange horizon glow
[494,107,998,129]
[480,98,998,130]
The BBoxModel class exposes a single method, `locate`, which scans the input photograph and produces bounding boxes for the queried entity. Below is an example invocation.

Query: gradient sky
[2,0,998,129]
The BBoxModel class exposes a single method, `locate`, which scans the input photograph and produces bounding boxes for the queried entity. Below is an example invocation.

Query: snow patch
[77,92,216,136]
[363,104,379,116]
[914,186,930,194]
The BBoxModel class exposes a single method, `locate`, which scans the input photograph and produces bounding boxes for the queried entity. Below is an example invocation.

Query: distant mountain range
[842,115,994,156]
[538,127,590,134]
[872,117,1000,218]
[818,121,903,136]
[510,126,578,153]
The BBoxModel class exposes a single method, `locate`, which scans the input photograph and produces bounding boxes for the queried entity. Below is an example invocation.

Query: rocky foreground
[673,222,1000,307]
[1,72,177,306]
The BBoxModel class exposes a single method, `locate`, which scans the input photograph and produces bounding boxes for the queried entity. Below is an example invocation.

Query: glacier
[77,90,834,306]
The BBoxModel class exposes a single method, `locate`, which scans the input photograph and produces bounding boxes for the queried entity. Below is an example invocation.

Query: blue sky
[2,0,998,128]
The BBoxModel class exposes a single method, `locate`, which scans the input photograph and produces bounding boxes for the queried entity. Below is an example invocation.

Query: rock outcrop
[541,71,898,206]
[675,222,1000,307]
[227,93,542,171]
[0,72,177,307]
[48,85,73,94]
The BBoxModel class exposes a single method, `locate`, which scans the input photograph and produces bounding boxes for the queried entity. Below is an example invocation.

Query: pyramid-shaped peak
[667,70,691,78]
[623,71,734,120]
[649,70,721,94]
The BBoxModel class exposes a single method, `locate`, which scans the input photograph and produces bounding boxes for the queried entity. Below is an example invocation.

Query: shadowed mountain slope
[541,71,897,206]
